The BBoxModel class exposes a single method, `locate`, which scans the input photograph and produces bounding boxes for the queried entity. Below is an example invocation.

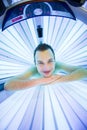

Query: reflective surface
[0,16,87,130]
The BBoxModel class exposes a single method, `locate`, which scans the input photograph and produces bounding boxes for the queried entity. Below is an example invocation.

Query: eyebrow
[37,58,54,63]
[37,60,44,63]
[48,58,54,61]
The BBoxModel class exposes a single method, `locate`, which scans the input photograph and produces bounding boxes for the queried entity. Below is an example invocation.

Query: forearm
[4,75,59,90]
[57,69,87,82]
[4,79,39,91]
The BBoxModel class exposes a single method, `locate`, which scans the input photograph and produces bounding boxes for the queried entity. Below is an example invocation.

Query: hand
[38,75,62,85]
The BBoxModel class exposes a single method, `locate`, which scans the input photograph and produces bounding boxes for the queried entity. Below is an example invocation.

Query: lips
[43,71,51,74]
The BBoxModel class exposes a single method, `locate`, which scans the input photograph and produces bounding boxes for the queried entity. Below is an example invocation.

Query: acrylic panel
[0,1,87,130]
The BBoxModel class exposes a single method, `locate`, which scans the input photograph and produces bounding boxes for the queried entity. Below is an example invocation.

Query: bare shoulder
[13,66,38,80]
[55,62,67,69]
[20,66,38,79]
[55,62,80,73]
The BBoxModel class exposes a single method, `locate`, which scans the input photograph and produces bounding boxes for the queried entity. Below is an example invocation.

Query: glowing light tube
[0,16,87,130]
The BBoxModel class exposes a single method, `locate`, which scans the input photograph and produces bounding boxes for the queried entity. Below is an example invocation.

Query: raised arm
[55,62,87,82]
[4,67,60,91]
[4,66,38,90]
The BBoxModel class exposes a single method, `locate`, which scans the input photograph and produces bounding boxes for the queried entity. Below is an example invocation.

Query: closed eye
[37,61,44,64]
[48,59,54,63]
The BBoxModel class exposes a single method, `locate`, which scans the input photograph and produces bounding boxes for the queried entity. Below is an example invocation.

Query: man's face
[35,49,55,77]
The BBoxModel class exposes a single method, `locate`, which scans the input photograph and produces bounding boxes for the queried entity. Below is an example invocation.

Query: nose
[43,63,50,71]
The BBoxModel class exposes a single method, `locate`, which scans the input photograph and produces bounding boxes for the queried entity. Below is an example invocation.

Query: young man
[4,43,87,90]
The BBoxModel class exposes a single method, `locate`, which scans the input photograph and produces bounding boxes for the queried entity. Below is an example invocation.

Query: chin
[43,73,52,78]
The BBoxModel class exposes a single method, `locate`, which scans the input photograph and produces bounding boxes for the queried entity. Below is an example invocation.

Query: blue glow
[0,15,87,130]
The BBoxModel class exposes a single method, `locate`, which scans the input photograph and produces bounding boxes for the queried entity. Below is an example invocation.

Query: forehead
[35,49,54,61]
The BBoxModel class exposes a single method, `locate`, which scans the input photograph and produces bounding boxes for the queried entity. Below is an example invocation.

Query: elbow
[76,68,87,79]
[4,80,13,90]
[4,82,9,90]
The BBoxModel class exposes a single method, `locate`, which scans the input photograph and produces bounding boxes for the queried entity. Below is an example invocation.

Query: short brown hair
[34,43,55,63]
